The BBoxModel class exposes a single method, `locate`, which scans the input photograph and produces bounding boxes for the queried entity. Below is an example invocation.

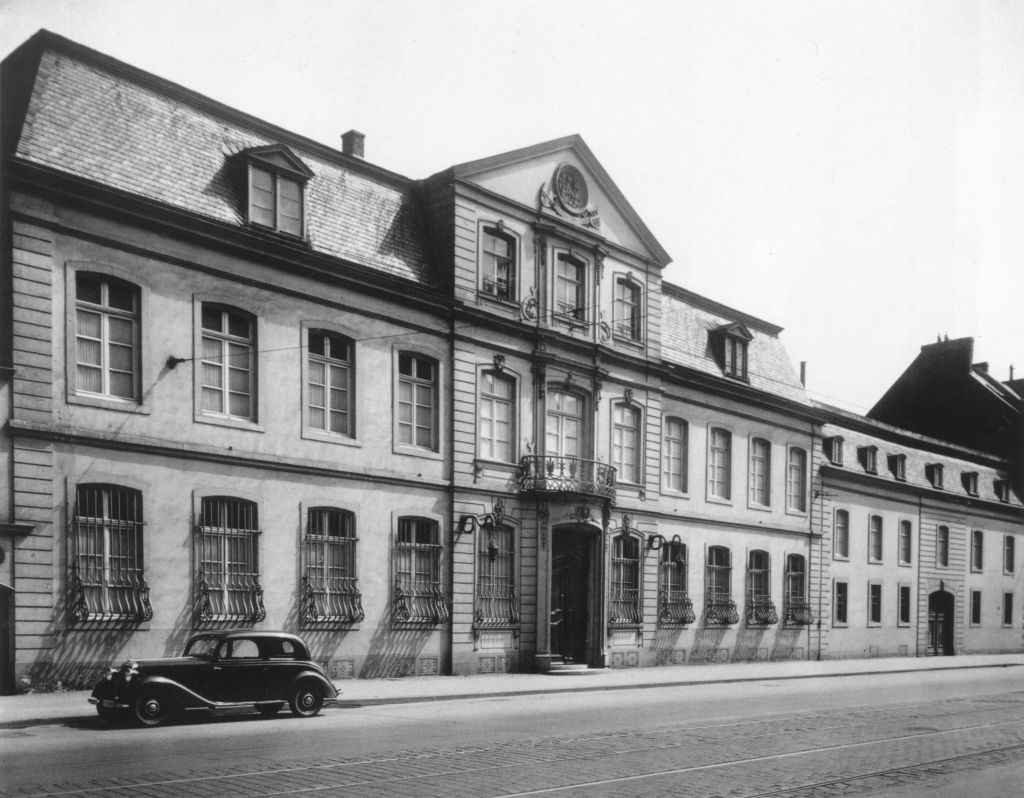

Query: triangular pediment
[449,135,670,267]
[715,322,754,341]
[240,144,314,180]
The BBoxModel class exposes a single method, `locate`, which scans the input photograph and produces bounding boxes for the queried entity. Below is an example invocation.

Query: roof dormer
[236,145,314,238]
[710,322,753,381]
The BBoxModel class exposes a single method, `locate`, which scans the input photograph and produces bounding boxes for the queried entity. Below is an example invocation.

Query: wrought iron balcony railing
[784,599,815,626]
[703,593,740,625]
[658,590,697,626]
[745,595,779,626]
[517,456,616,500]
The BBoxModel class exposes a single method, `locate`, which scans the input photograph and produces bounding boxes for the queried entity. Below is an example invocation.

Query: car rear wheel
[133,687,175,727]
[257,702,284,716]
[288,681,323,717]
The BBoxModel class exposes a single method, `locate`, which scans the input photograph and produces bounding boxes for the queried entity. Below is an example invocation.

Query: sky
[2,0,1022,415]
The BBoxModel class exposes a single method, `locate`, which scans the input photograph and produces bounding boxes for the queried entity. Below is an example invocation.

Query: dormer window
[858,445,878,474]
[711,323,752,381]
[824,436,844,466]
[888,454,907,481]
[926,463,944,490]
[239,145,313,237]
[962,471,979,496]
[995,479,1011,503]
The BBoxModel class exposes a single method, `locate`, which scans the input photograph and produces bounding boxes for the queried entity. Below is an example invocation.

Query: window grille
[704,546,738,624]
[194,497,265,624]
[745,550,778,625]
[394,518,449,624]
[609,534,642,626]
[658,541,695,625]
[784,554,813,625]
[69,485,151,622]
[475,524,519,627]
[301,507,363,625]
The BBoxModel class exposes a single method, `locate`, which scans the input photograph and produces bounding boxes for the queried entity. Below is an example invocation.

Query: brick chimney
[341,130,365,159]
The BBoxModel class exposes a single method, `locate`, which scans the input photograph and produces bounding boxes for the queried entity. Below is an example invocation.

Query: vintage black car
[89,630,338,726]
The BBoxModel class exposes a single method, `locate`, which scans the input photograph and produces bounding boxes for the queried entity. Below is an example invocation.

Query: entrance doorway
[551,530,591,664]
[0,585,12,694]
[927,590,955,656]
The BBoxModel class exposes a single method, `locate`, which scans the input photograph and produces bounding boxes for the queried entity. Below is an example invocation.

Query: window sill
[474,458,518,475]
[832,622,848,628]
[393,443,443,461]
[68,393,151,415]
[706,494,733,506]
[302,429,362,448]
[195,414,265,433]
[748,502,772,513]
[785,507,809,518]
[476,292,521,311]
[661,488,691,500]
[832,555,850,562]
[868,559,883,565]
[898,562,913,568]
[612,334,645,351]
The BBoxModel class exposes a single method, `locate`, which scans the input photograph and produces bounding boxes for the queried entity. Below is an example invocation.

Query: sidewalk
[3,653,1023,727]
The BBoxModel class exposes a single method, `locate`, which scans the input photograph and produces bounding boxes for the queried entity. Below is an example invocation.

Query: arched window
[704,546,738,624]
[301,507,363,625]
[899,520,913,565]
[658,539,695,625]
[746,550,778,625]
[194,497,264,624]
[937,525,950,567]
[834,509,850,558]
[609,533,642,627]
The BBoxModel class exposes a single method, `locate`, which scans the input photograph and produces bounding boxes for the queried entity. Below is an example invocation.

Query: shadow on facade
[732,625,769,662]
[359,607,434,678]
[690,624,730,663]
[770,626,806,661]
[650,625,686,665]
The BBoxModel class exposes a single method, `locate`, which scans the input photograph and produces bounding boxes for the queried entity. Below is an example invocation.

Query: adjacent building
[1,31,1020,692]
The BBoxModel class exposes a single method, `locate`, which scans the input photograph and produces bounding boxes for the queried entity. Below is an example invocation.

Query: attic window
[857,445,878,475]
[239,145,314,237]
[888,454,907,481]
[926,463,944,490]
[962,471,979,496]
[824,436,844,466]
[712,323,752,381]
[995,479,1011,503]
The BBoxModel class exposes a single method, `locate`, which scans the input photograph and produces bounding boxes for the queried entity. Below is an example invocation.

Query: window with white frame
[937,525,950,567]
[545,390,583,458]
[888,454,907,481]
[834,580,849,625]
[712,324,751,381]
[704,546,738,624]
[194,497,264,624]
[749,438,771,507]
[481,227,516,300]
[784,554,813,625]
[397,353,438,450]
[995,479,1011,503]
[249,164,303,235]
[899,520,912,565]
[787,447,807,511]
[69,484,151,622]
[825,436,844,466]
[74,273,139,401]
[972,529,984,572]
[475,523,518,627]
[614,277,642,341]
[555,253,586,321]
[200,304,256,421]
[868,582,882,625]
[834,509,850,559]
[300,507,363,625]
[662,417,688,493]
[898,585,912,625]
[478,370,515,462]
[962,471,979,496]
[746,550,777,625]
[394,517,448,624]
[869,515,883,563]
[609,533,642,626]
[858,446,878,474]
[708,427,732,500]
[658,539,695,625]
[307,330,353,437]
[926,463,944,489]
[1004,535,1016,574]
[612,402,641,483]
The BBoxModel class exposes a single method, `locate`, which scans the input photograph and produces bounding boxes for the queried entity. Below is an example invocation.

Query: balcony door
[551,529,591,665]
[545,390,583,459]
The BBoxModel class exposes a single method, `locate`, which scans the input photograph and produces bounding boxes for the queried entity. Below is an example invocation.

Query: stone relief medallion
[554,163,589,214]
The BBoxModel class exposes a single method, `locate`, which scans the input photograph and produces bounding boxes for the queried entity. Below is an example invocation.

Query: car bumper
[89,697,130,710]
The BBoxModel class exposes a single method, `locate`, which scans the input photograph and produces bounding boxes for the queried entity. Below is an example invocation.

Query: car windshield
[184,635,222,659]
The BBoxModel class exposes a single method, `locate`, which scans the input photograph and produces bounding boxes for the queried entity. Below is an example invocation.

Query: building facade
[1,32,1020,692]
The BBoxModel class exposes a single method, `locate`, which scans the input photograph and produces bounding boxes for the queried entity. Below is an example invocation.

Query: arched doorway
[927,590,955,656]
[550,527,595,665]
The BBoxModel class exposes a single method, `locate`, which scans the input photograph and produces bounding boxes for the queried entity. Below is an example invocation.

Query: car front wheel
[288,681,323,718]
[133,687,175,727]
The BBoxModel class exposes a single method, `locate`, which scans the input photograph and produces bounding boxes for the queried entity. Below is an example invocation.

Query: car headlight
[118,660,140,682]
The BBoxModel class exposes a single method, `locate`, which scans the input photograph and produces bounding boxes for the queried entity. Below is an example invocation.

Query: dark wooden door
[928,591,955,656]
[551,532,590,664]
[0,585,11,694]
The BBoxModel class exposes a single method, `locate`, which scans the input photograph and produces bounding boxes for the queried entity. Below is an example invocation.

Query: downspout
[446,301,457,675]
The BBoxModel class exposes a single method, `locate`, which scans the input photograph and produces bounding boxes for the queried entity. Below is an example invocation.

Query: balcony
[517,456,616,501]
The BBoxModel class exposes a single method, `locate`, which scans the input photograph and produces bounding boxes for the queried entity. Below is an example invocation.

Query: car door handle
[213,666,223,671]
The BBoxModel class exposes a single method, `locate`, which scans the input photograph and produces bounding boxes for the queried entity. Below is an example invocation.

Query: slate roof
[8,35,434,286]
[660,282,809,405]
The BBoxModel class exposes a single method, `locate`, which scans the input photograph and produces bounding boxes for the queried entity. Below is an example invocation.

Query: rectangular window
[927,463,944,489]
[898,585,911,625]
[868,583,882,625]
[834,510,850,559]
[1005,536,1016,574]
[869,515,883,563]
[962,471,979,496]
[612,403,641,483]
[70,485,150,622]
[889,454,907,481]
[749,438,771,507]
[75,274,139,400]
[301,507,363,625]
[609,534,642,626]
[614,277,642,341]
[834,581,848,625]
[249,164,303,236]
[662,418,688,493]
[971,530,983,572]
[1004,592,1014,626]
[481,228,515,300]
[724,336,748,379]
[555,254,585,320]
[859,446,878,474]
[201,304,255,421]
[307,330,353,436]
[545,390,582,459]
[786,447,807,511]
[825,436,844,466]
[194,497,264,624]
[397,353,437,450]
[708,428,732,500]
[937,525,949,567]
[971,590,982,625]
[394,518,448,624]
[476,524,518,627]
[479,371,514,462]
[658,540,695,625]
[898,520,912,565]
